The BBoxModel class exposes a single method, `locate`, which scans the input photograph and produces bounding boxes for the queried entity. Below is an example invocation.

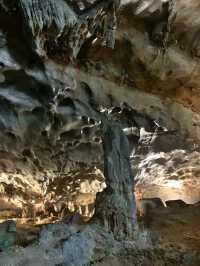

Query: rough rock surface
[0,0,200,265]
[95,121,136,238]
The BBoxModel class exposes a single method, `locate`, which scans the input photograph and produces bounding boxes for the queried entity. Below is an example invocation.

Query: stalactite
[162,0,176,52]
[19,0,77,35]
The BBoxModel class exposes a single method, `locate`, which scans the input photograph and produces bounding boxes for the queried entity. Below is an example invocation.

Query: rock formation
[95,120,136,238]
[0,0,200,265]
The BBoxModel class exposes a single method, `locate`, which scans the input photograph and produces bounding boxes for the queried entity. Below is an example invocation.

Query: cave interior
[0,1,199,265]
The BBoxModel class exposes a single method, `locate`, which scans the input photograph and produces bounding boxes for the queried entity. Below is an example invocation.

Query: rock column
[95,121,137,239]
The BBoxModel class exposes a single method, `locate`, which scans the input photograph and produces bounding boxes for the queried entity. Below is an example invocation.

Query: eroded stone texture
[0,0,200,264]
[19,0,118,59]
[95,120,136,238]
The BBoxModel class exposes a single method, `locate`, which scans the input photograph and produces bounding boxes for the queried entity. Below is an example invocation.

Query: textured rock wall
[0,0,200,233]
[0,1,200,265]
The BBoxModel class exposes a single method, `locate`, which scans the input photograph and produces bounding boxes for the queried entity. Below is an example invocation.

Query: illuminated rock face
[0,0,200,250]
[0,0,138,232]
[135,134,200,204]
[0,0,200,265]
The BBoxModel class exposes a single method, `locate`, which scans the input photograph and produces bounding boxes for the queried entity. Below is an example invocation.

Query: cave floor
[1,202,199,251]
[146,203,200,250]
[0,203,199,266]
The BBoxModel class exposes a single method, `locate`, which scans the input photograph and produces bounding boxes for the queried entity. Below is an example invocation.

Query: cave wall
[0,1,200,265]
[0,0,200,224]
